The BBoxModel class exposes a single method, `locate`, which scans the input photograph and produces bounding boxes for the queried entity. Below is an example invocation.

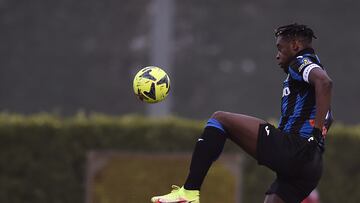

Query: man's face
[276,36,298,72]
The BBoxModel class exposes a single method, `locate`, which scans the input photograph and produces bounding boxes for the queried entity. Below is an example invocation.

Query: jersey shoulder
[288,55,322,82]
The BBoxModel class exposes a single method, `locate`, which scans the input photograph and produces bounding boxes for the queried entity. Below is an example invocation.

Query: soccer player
[151,23,333,203]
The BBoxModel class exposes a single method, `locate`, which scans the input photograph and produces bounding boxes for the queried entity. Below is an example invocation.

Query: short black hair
[275,23,317,43]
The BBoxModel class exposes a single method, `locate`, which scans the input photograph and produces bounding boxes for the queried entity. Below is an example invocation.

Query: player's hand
[311,128,324,152]
[312,127,322,138]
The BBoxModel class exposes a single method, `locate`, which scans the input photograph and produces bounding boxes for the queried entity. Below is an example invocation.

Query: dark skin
[212,36,332,203]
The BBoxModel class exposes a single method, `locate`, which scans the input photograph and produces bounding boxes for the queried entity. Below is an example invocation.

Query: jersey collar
[294,48,315,58]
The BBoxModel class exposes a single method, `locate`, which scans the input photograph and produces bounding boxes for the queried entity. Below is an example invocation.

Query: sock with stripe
[184,118,227,190]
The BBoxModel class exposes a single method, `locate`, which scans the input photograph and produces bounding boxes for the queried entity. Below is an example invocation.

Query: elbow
[320,77,333,91]
[325,78,333,90]
[314,75,333,91]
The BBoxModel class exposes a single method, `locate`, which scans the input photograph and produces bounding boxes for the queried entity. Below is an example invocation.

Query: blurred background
[1,0,359,203]
[1,0,359,122]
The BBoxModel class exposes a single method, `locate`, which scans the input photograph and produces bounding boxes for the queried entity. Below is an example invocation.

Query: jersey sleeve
[288,56,322,83]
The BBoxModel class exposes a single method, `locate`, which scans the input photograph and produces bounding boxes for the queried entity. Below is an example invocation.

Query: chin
[282,67,289,74]
[278,62,289,74]
[278,65,288,74]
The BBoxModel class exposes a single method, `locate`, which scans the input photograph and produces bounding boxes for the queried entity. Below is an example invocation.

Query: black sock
[184,126,227,190]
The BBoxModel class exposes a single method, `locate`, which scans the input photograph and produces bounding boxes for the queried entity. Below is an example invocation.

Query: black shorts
[257,123,323,203]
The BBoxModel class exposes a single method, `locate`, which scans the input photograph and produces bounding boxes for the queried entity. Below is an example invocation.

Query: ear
[291,39,301,52]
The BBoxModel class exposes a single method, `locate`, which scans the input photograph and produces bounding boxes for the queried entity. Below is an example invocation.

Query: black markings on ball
[143,82,156,100]
[140,69,156,81]
[156,75,169,88]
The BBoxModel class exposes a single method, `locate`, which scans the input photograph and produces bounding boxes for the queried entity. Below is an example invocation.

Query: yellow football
[133,66,170,103]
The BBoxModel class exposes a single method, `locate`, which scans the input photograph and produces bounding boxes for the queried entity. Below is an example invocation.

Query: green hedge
[0,113,359,203]
[0,113,204,203]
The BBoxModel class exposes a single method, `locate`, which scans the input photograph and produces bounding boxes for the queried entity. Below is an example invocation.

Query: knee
[211,111,228,121]
[208,111,228,134]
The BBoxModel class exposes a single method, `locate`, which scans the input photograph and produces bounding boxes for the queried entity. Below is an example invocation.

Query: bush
[0,113,359,203]
[0,113,204,203]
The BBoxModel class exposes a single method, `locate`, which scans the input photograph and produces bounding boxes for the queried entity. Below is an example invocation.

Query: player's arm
[308,68,333,129]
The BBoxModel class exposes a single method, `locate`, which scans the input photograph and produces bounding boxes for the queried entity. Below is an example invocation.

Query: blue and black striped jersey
[278,48,333,138]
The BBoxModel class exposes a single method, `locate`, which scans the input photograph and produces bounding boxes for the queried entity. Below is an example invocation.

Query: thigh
[265,176,319,203]
[212,111,266,159]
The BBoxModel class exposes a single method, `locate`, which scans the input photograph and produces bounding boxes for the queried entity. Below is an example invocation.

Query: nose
[276,52,280,60]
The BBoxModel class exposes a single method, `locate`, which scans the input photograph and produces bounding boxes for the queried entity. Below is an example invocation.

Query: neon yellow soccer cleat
[151,185,200,203]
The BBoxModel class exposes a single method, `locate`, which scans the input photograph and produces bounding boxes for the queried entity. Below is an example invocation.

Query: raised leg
[184,111,266,190]
[212,111,267,159]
